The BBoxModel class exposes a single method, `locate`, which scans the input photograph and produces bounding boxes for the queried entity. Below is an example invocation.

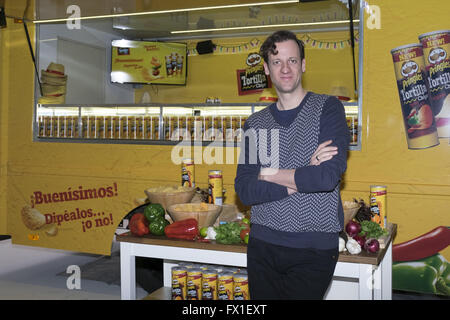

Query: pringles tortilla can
[181,158,195,188]
[186,268,202,300]
[171,266,187,300]
[370,185,387,228]
[233,272,249,300]
[202,269,218,300]
[217,272,234,300]
[391,43,439,149]
[419,30,450,138]
[208,170,223,205]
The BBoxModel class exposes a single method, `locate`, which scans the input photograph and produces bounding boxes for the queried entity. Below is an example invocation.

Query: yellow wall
[0,0,449,257]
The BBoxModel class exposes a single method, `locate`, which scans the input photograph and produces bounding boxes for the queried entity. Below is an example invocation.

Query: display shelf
[34,102,361,150]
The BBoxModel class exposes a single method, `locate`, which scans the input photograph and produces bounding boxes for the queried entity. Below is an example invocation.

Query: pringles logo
[428,47,446,64]
[401,60,423,91]
[246,53,262,67]
[401,60,419,77]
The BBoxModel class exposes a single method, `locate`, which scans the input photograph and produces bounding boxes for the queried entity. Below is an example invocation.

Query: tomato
[240,228,250,241]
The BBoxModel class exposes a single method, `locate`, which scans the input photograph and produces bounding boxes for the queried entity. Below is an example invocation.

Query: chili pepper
[392,261,439,295]
[392,226,450,262]
[164,218,198,240]
[129,213,150,237]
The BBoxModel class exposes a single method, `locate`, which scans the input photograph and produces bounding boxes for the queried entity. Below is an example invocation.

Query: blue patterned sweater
[234,92,350,249]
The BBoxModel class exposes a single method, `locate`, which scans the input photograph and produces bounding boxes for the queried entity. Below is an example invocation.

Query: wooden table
[117,223,396,300]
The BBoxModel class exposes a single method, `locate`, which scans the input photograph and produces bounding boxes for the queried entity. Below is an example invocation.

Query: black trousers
[247,237,338,300]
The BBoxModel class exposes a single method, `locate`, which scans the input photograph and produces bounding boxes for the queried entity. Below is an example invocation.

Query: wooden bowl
[167,203,223,229]
[343,200,361,227]
[144,187,196,211]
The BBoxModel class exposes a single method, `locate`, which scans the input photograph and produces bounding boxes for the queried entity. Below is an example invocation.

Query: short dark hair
[260,30,305,63]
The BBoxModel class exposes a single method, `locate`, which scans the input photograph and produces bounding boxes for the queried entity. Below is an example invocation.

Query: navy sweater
[234,92,350,249]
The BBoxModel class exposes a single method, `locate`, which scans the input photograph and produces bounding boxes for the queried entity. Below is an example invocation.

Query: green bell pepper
[149,217,170,236]
[392,262,439,295]
[144,203,165,223]
[418,254,447,276]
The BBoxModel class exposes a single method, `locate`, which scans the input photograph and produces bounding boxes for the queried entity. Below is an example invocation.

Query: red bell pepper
[164,218,198,240]
[129,213,150,236]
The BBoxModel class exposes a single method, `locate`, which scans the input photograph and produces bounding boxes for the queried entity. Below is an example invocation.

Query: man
[234,30,350,300]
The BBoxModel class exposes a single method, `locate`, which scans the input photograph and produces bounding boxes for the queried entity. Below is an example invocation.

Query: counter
[116,223,396,300]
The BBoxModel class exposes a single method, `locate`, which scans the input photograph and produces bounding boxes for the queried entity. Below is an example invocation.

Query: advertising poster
[7,174,148,255]
[111,40,187,85]
[389,28,450,296]
[392,227,450,296]
[236,52,272,95]
[391,30,450,149]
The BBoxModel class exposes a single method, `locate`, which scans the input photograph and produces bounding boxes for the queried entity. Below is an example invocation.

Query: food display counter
[116,223,396,300]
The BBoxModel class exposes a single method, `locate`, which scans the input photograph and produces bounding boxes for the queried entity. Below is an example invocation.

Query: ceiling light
[32,1,298,24]
[171,19,360,34]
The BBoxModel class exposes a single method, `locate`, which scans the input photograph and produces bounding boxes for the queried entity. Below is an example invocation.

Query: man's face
[263,39,306,95]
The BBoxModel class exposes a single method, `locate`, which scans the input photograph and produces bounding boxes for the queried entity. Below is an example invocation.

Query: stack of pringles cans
[37,113,248,143]
[391,30,450,149]
[171,263,249,300]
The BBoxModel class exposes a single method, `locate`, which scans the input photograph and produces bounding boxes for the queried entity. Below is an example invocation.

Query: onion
[353,234,366,248]
[364,238,380,253]
[345,220,361,237]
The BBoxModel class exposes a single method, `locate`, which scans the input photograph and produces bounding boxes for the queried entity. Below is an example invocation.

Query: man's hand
[258,140,338,195]
[310,140,338,166]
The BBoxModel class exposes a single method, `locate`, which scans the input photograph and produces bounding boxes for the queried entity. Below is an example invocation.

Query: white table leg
[381,242,393,300]
[373,265,382,300]
[163,260,179,287]
[120,242,136,300]
[359,264,374,300]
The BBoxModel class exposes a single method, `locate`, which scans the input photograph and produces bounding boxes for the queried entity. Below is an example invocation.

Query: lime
[200,227,208,238]
[241,218,250,225]
[244,234,249,244]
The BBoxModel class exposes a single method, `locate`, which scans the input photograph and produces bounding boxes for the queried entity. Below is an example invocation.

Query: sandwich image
[406,104,434,133]
[150,56,162,77]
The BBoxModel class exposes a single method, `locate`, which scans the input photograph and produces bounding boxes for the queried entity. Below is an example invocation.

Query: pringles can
[233,272,249,300]
[391,43,439,149]
[370,185,387,228]
[217,272,234,300]
[419,30,450,138]
[208,170,223,205]
[171,266,187,300]
[181,158,195,188]
[186,268,203,300]
[202,269,218,300]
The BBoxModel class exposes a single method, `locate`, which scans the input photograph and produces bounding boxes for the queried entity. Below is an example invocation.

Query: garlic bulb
[346,238,362,255]
[205,226,217,240]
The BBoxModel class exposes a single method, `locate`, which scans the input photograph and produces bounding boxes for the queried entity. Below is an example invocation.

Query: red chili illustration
[393,226,450,262]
